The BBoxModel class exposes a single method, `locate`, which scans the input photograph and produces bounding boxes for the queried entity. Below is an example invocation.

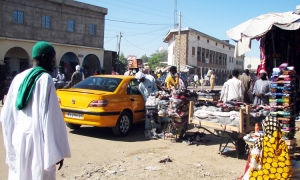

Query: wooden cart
[189,102,253,158]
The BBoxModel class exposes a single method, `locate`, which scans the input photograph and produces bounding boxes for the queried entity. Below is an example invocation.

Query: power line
[105,18,172,26]
[122,37,155,52]
[109,0,172,14]
[92,0,173,19]
[2,0,172,26]
[134,32,166,46]
[104,36,117,44]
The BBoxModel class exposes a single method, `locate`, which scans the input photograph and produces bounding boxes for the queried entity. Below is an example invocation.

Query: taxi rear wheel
[112,111,132,137]
[66,123,81,129]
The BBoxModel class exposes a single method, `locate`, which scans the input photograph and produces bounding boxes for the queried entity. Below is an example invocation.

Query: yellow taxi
[56,75,145,136]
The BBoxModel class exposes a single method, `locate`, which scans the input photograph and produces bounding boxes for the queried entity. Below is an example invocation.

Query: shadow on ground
[69,122,146,142]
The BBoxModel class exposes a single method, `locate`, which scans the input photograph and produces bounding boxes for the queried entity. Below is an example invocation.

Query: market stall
[226,9,300,142]
[145,88,198,142]
[224,7,300,178]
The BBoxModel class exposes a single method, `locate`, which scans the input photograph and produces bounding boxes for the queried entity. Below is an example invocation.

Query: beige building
[0,0,107,80]
[163,28,244,84]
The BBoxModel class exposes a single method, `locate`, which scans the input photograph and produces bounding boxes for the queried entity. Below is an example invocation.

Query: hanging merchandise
[269,63,298,140]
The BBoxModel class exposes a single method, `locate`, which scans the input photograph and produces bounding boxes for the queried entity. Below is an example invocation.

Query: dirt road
[0,113,248,180]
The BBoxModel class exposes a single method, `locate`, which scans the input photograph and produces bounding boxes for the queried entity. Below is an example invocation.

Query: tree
[141,54,149,63]
[119,52,127,74]
[148,53,162,70]
[160,50,168,62]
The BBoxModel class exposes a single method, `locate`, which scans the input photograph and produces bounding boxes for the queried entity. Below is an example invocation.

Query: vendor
[253,69,270,105]
[135,71,158,140]
[241,116,292,179]
[165,66,179,89]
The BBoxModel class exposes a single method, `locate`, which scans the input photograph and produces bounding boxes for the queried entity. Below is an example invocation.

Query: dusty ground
[0,113,249,180]
[1,85,300,180]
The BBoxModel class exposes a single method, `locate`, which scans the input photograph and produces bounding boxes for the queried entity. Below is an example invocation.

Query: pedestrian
[210,71,216,90]
[253,69,271,105]
[111,67,117,75]
[165,66,179,89]
[0,66,7,105]
[135,71,158,140]
[239,69,251,103]
[64,65,83,88]
[56,69,66,82]
[0,41,71,179]
[219,74,232,102]
[178,74,187,90]
[248,79,254,103]
[101,67,106,75]
[193,74,199,87]
[124,68,133,76]
[94,69,100,75]
[224,70,243,102]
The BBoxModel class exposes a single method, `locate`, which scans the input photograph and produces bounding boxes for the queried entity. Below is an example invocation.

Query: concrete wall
[0,0,107,48]
[165,28,246,78]
[0,38,104,72]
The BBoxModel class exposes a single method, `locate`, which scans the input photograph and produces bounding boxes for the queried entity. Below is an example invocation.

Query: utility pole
[172,0,177,66]
[117,32,122,73]
[174,0,177,29]
[177,11,181,73]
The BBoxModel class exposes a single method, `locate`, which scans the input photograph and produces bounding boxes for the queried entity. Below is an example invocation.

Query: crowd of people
[219,69,270,105]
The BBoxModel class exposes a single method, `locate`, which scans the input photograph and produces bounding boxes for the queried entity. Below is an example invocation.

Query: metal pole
[117,32,122,73]
[177,11,181,73]
[174,0,177,29]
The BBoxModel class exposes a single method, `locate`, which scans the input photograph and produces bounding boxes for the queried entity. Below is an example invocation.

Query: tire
[112,111,132,137]
[66,123,81,129]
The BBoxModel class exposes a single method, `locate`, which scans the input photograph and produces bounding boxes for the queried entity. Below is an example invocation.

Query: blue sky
[77,0,299,59]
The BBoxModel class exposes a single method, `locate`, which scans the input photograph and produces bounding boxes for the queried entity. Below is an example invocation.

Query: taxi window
[73,77,122,92]
[127,79,141,95]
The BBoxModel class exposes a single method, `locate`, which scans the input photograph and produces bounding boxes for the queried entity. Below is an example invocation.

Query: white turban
[76,65,81,71]
[135,71,145,80]
[259,69,267,74]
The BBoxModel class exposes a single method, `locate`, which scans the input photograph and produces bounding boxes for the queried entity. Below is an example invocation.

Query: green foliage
[148,53,161,70]
[160,50,168,62]
[119,52,127,72]
[147,50,168,70]
[141,54,149,63]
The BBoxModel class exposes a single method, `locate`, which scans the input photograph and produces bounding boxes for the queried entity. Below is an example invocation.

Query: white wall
[167,40,175,65]
[187,32,235,69]
[244,56,260,70]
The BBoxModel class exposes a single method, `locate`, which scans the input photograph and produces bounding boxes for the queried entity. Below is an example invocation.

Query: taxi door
[126,79,145,123]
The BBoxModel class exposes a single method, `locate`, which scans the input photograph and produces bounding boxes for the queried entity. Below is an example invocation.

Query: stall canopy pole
[271,31,276,67]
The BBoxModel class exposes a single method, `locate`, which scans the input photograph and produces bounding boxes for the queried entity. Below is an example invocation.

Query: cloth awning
[226,12,300,57]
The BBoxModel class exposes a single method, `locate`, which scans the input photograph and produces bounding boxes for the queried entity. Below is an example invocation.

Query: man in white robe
[224,70,243,102]
[253,69,271,105]
[0,41,71,180]
[219,74,232,102]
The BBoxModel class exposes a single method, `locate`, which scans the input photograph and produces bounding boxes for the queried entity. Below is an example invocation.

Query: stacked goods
[157,89,196,119]
[269,65,297,140]
[197,90,220,101]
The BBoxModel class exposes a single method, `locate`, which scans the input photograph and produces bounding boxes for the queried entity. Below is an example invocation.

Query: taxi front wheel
[66,123,81,129]
[112,111,132,137]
